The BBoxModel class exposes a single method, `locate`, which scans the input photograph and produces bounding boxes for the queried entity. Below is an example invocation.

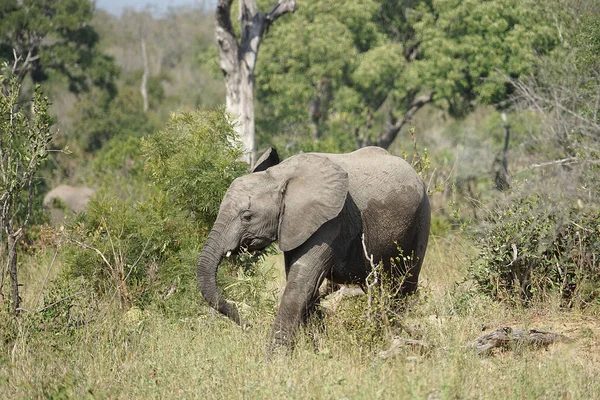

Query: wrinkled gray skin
[43,185,95,224]
[197,147,430,352]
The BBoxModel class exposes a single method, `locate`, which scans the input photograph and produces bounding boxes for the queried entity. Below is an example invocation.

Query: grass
[1,234,600,399]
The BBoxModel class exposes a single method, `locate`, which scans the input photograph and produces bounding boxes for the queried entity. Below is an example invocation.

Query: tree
[255,0,558,153]
[71,84,158,153]
[0,74,54,314]
[215,0,297,164]
[0,0,118,95]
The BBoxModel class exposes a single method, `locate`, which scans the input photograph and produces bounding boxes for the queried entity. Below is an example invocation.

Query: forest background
[1,0,599,398]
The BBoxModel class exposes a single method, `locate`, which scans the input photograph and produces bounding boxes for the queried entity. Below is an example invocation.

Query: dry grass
[1,234,599,399]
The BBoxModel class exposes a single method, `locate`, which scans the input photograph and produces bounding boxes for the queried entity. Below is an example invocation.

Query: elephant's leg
[269,243,333,352]
[399,219,430,297]
[400,198,430,296]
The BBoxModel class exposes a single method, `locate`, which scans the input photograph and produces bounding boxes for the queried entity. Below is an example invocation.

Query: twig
[35,246,59,308]
[362,233,378,321]
[37,290,85,313]
[527,157,578,169]
[506,244,518,267]
[65,236,112,272]
[569,220,595,233]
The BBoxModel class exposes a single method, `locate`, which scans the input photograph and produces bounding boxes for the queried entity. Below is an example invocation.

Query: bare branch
[376,91,434,149]
[527,157,579,169]
[470,327,572,355]
[265,0,297,24]
[11,49,21,73]
[506,244,518,267]
[12,48,40,85]
[64,235,114,276]
[361,233,378,321]
[216,0,235,37]
[37,291,86,313]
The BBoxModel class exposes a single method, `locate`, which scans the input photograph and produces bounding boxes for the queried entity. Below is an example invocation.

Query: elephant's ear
[272,154,348,252]
[251,147,280,173]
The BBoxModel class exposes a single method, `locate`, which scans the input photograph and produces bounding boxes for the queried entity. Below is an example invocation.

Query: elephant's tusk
[226,251,232,258]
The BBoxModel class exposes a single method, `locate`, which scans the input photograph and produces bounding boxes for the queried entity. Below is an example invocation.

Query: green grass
[1,234,599,399]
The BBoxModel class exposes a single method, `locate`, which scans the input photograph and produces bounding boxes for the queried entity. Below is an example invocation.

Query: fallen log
[470,327,572,355]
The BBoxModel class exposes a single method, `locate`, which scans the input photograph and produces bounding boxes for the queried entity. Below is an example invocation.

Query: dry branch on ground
[470,327,573,355]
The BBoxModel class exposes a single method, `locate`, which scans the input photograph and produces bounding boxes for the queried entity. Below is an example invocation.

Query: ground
[1,234,599,399]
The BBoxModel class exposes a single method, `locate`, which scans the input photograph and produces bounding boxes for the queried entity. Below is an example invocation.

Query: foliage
[255,0,557,154]
[0,0,118,94]
[70,85,158,153]
[471,192,600,305]
[60,108,250,310]
[410,0,557,115]
[217,248,279,321]
[92,135,147,181]
[142,107,248,225]
[471,3,600,306]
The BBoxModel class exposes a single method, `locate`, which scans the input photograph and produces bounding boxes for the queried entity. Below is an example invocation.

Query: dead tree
[493,112,511,191]
[140,38,149,113]
[216,0,297,165]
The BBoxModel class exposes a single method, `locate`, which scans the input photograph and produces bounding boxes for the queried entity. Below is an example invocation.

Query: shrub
[142,107,248,225]
[322,249,418,352]
[60,107,249,311]
[471,183,600,306]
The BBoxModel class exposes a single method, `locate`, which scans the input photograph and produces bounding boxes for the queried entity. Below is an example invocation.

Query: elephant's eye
[241,211,252,222]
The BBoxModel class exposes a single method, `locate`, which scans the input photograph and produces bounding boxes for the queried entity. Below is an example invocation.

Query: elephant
[197,146,430,351]
[43,185,95,224]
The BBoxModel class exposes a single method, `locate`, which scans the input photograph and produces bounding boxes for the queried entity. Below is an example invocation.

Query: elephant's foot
[265,328,296,359]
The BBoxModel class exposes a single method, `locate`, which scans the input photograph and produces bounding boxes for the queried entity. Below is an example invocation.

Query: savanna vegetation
[1,0,599,398]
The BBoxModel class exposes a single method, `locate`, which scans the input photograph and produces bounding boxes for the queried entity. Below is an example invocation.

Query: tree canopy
[0,0,118,94]
[255,0,558,154]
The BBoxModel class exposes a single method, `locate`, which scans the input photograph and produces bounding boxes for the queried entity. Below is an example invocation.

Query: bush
[62,194,189,308]
[142,107,248,224]
[471,190,600,306]
[60,107,249,311]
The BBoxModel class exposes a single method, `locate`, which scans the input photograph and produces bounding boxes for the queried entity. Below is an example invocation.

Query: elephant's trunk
[197,230,242,325]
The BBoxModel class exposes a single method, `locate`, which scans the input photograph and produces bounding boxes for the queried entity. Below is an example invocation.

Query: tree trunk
[216,0,296,165]
[309,77,332,141]
[0,242,6,307]
[494,112,511,191]
[7,230,20,314]
[225,67,256,164]
[140,38,149,113]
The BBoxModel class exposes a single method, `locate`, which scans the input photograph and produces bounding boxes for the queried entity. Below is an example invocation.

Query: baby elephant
[197,147,430,352]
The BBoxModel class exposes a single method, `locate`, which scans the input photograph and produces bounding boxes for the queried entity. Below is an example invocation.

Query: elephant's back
[315,147,425,208]
[316,147,428,258]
